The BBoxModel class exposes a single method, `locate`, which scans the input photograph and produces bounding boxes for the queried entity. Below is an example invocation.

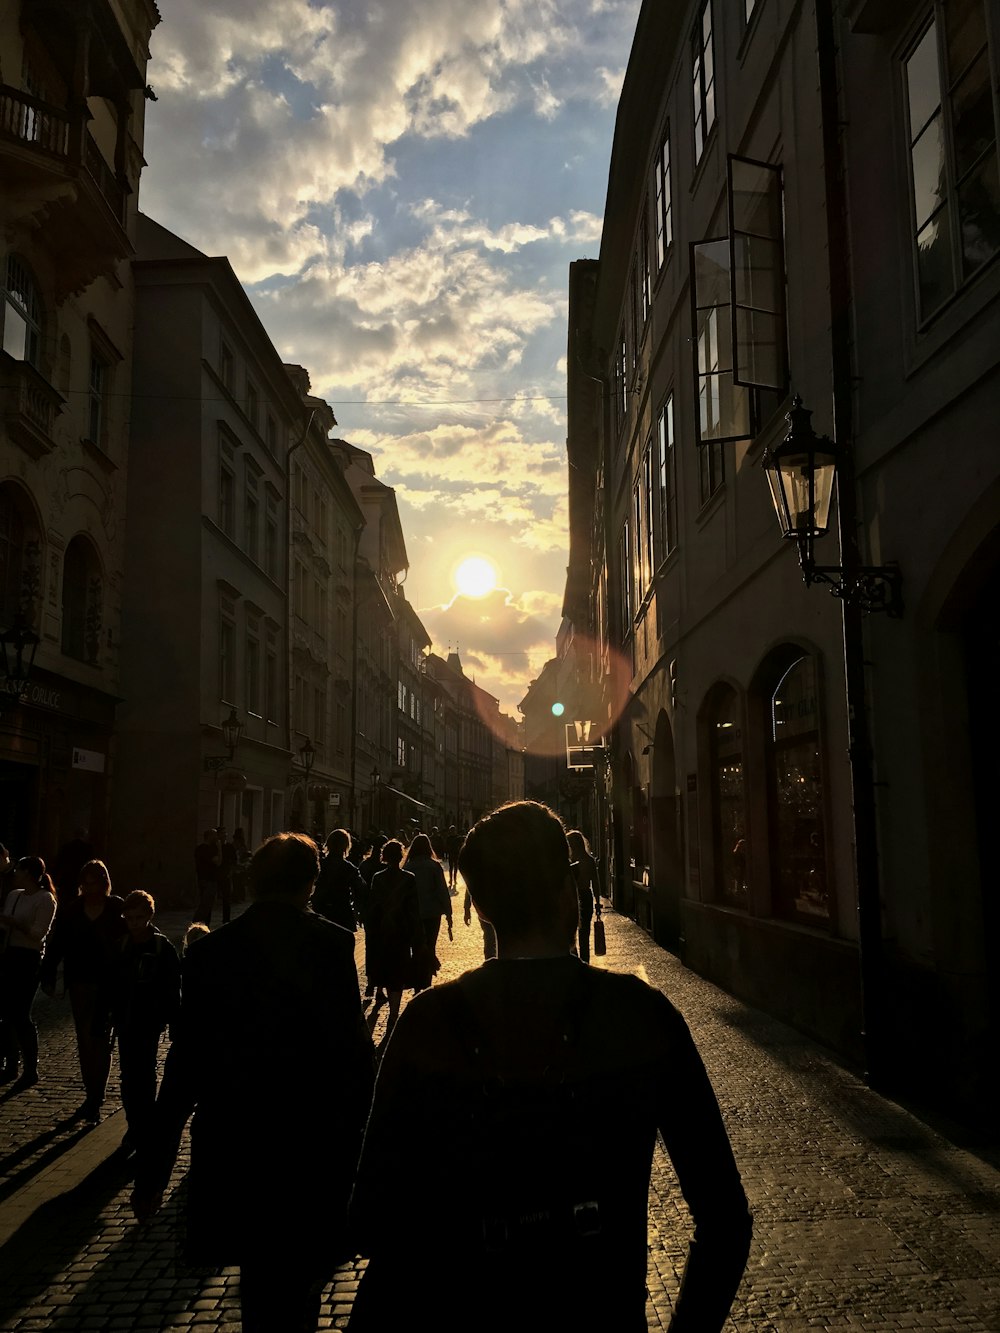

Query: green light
[551,702,565,717]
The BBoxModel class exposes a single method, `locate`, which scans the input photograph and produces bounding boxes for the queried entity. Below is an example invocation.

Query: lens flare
[453,556,498,599]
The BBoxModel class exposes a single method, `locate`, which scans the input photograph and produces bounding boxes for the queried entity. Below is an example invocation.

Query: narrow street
[1,900,998,1332]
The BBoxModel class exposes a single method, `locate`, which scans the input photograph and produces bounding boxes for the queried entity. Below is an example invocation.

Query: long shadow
[0,1097,93,1204]
[0,1154,223,1331]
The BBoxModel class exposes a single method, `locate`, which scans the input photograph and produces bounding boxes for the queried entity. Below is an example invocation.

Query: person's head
[566,829,591,861]
[203,828,218,844]
[233,827,247,845]
[380,839,404,868]
[183,921,210,952]
[325,828,352,860]
[459,802,577,947]
[15,855,54,896]
[249,832,320,905]
[403,833,432,864]
[79,859,111,900]
[216,827,228,842]
[123,889,155,937]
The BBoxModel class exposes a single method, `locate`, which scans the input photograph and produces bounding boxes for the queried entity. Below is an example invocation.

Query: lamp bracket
[801,557,904,618]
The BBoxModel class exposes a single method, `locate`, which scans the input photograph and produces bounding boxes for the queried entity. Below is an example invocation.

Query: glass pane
[951,51,995,180]
[735,308,783,389]
[944,0,986,84]
[705,79,715,132]
[731,159,782,237]
[911,114,947,229]
[2,302,28,360]
[694,239,730,307]
[733,234,781,311]
[916,207,954,315]
[959,151,1000,275]
[771,657,827,920]
[700,372,750,442]
[906,22,941,139]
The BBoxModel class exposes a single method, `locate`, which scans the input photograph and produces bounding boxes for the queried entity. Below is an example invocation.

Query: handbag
[592,909,606,957]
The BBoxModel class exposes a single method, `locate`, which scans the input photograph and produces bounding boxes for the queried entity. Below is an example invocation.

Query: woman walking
[402,834,452,987]
[365,841,422,1036]
[567,830,601,964]
[0,856,57,1086]
[41,859,126,1120]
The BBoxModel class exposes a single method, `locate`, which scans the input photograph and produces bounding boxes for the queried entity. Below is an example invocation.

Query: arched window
[767,653,828,920]
[709,685,748,906]
[0,483,41,624]
[2,256,43,367]
[61,537,102,664]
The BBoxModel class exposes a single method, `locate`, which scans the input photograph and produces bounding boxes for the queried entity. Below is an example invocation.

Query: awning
[382,784,432,813]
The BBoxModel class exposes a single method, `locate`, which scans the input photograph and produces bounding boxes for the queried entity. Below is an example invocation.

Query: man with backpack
[347,800,752,1331]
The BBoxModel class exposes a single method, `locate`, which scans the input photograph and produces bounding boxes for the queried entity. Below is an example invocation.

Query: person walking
[402,833,452,986]
[193,829,221,925]
[111,890,181,1152]
[567,829,601,963]
[445,825,462,893]
[216,828,237,925]
[0,856,57,1086]
[348,801,752,1332]
[365,840,422,1035]
[357,835,386,998]
[131,833,375,1333]
[314,829,363,933]
[40,859,126,1121]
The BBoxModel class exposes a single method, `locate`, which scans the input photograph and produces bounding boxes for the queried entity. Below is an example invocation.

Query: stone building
[0,0,159,866]
[567,0,999,1120]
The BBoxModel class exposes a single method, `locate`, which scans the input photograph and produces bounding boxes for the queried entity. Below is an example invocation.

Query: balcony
[1,354,65,458]
[0,84,132,293]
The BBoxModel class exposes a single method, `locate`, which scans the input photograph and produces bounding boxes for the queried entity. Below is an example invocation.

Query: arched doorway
[649,709,681,949]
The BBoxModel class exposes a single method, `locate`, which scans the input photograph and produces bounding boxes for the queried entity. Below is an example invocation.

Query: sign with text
[72,747,105,773]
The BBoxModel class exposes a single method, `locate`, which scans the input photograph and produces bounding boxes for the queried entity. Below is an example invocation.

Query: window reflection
[769,656,828,920]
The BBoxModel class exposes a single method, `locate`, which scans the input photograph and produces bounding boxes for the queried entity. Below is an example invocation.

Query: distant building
[0,0,159,861]
[566,0,999,1121]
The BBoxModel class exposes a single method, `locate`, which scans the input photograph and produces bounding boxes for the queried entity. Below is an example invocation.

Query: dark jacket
[313,854,363,932]
[349,956,752,1332]
[139,899,375,1267]
[112,928,181,1033]
[40,895,127,991]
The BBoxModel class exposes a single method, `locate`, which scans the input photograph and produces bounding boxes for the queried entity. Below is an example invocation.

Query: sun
[453,555,499,599]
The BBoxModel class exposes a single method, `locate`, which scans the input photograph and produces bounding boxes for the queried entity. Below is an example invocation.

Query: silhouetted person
[112,890,181,1151]
[193,829,221,925]
[40,859,126,1121]
[365,840,421,1034]
[314,829,362,933]
[216,827,237,924]
[132,833,374,1333]
[0,856,57,1086]
[567,829,600,963]
[402,833,452,984]
[348,801,752,1332]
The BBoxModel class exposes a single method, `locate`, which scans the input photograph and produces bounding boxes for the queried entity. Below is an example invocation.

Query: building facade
[0,0,158,867]
[567,0,999,1119]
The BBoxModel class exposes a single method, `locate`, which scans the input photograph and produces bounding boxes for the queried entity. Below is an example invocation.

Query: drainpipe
[815,0,887,1087]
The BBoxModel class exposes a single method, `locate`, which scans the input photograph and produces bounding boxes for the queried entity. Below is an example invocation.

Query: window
[643,440,655,582]
[265,641,278,722]
[618,519,632,641]
[633,481,646,602]
[219,613,236,702]
[692,0,716,165]
[293,559,308,619]
[904,3,1000,320]
[614,327,628,435]
[729,156,787,390]
[335,699,347,754]
[692,240,752,446]
[314,685,326,743]
[245,379,259,430]
[244,467,259,562]
[656,394,678,559]
[709,686,747,906]
[87,352,110,445]
[640,204,651,321]
[398,680,406,712]
[0,483,40,622]
[654,130,673,270]
[60,537,101,664]
[397,735,406,767]
[699,439,725,504]
[294,674,308,731]
[745,0,757,22]
[266,413,278,454]
[219,463,235,537]
[264,497,278,580]
[220,340,234,393]
[767,653,829,921]
[2,256,42,367]
[245,621,260,714]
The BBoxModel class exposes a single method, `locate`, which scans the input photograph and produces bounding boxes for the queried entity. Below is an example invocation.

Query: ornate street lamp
[221,706,244,760]
[0,614,41,702]
[762,396,903,616]
[300,736,316,776]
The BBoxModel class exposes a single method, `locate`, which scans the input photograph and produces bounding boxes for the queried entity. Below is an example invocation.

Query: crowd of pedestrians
[0,807,752,1332]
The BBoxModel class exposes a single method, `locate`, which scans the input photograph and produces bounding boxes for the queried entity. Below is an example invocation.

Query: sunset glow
[453,556,499,599]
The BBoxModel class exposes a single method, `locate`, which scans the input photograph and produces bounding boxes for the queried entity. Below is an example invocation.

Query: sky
[140,0,642,717]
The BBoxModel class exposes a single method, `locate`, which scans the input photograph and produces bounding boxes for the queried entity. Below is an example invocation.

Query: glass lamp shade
[763,397,839,541]
[221,706,244,754]
[300,738,316,774]
[1,616,40,698]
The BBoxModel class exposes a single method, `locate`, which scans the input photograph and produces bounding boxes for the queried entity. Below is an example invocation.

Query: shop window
[708,684,747,906]
[766,651,829,921]
[60,536,102,664]
[903,2,999,321]
[2,255,43,367]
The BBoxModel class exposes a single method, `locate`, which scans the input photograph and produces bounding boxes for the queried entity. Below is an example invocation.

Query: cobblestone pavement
[1,893,998,1332]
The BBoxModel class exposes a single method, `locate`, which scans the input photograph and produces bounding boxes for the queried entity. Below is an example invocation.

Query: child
[112,890,181,1151]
